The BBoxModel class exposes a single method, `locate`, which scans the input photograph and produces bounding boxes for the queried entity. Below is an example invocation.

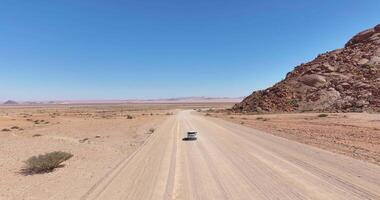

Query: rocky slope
[233,24,380,113]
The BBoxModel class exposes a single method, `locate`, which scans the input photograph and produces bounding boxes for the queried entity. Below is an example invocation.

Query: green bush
[23,151,73,174]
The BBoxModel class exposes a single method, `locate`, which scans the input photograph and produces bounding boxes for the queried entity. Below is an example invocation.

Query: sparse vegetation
[126,115,133,119]
[240,121,245,124]
[32,134,42,137]
[11,126,20,129]
[2,128,11,132]
[256,117,269,121]
[22,151,73,174]
[205,113,211,116]
[147,128,155,134]
[79,138,89,143]
[318,114,328,117]
[362,63,374,68]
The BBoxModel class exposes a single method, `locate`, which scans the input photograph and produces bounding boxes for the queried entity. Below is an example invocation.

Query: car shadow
[182,137,197,141]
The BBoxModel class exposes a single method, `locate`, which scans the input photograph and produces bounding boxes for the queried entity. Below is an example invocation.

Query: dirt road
[81,110,380,200]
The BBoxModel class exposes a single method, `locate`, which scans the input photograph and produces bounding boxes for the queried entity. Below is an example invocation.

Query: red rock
[233,24,380,113]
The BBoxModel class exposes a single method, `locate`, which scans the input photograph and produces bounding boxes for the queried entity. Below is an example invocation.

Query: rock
[375,24,380,32]
[300,74,326,87]
[358,58,369,65]
[341,82,351,89]
[233,24,380,113]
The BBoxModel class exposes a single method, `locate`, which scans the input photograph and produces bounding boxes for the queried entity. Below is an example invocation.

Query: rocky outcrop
[3,100,18,105]
[233,24,380,113]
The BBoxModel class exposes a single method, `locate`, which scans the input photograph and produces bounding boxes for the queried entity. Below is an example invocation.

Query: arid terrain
[208,111,380,165]
[0,103,232,199]
[233,24,380,113]
[1,104,380,199]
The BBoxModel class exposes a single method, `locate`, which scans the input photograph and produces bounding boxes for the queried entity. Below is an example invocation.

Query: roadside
[206,111,380,165]
[0,105,170,199]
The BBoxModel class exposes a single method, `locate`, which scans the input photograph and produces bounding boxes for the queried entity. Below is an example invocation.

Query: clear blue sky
[1,0,379,101]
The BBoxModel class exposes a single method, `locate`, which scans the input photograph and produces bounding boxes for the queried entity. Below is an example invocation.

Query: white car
[187,131,197,140]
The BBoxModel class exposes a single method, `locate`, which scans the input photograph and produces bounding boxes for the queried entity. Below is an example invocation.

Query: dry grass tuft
[21,151,73,175]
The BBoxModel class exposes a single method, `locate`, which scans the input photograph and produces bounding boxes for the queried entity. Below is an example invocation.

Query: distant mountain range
[2,97,244,105]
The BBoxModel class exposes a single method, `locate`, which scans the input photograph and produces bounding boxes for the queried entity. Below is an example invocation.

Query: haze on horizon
[1,0,379,101]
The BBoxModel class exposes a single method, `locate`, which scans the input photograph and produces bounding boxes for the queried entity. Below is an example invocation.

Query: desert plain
[1,103,380,199]
[0,103,229,199]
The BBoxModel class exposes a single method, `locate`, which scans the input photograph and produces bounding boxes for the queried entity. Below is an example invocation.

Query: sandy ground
[0,103,233,200]
[2,104,379,199]
[210,111,380,165]
[81,110,380,200]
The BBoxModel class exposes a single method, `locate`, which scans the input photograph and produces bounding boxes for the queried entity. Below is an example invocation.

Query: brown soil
[212,111,380,165]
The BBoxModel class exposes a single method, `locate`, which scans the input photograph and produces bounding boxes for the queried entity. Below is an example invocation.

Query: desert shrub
[79,138,89,143]
[126,115,133,119]
[1,128,11,132]
[148,128,155,134]
[242,117,247,120]
[229,116,234,119]
[11,126,20,129]
[318,114,328,117]
[362,63,374,68]
[256,117,269,121]
[240,121,245,124]
[166,112,173,115]
[22,151,73,174]
[32,134,42,137]
[205,113,211,116]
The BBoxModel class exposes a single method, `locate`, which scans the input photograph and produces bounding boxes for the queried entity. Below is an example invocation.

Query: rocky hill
[233,24,380,113]
[3,100,18,105]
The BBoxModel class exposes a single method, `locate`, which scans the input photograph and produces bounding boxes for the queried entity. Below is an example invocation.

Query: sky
[0,0,379,101]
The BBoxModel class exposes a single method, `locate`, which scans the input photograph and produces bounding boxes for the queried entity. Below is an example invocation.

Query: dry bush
[318,114,328,117]
[126,115,133,119]
[2,128,11,132]
[22,151,73,174]
[32,134,42,137]
[148,128,155,134]
[11,126,20,129]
